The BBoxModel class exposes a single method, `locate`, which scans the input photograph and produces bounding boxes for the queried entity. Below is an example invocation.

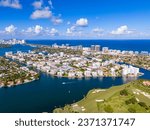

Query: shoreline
[46,73,143,79]
[0,78,39,88]
[37,69,144,79]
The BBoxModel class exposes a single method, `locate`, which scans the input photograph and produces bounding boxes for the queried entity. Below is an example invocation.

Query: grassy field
[53,79,150,113]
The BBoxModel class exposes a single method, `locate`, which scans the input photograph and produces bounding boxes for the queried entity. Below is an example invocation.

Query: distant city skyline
[0,0,150,39]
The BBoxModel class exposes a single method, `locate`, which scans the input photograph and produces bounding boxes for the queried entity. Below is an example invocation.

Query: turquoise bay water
[0,40,150,113]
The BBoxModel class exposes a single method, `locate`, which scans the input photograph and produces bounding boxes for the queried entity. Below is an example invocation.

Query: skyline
[0,0,150,39]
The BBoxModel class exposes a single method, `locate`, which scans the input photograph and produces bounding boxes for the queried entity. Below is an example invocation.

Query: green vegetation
[104,105,114,113]
[0,44,11,48]
[53,79,150,113]
[125,97,137,105]
[34,47,83,56]
[0,57,39,87]
[120,89,129,96]
[138,102,149,110]
[101,54,150,71]
[128,107,136,113]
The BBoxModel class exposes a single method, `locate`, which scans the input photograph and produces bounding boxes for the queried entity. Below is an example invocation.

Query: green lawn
[53,79,150,113]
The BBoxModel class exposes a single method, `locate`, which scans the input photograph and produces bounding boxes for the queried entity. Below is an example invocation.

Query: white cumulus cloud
[48,0,53,9]
[26,25,43,34]
[0,0,22,9]
[52,17,63,25]
[66,25,77,34]
[31,7,52,19]
[32,0,43,9]
[5,24,17,33]
[66,28,72,34]
[92,27,104,33]
[26,27,33,33]
[24,26,59,36]
[111,25,133,35]
[34,25,43,34]
[50,28,59,36]
[76,18,88,27]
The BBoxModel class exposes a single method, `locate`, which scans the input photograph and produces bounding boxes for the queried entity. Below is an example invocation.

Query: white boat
[62,82,66,85]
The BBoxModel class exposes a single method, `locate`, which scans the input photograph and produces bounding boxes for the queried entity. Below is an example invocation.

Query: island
[0,39,25,45]
[53,79,150,113]
[0,57,39,87]
[0,39,26,49]
[5,43,146,79]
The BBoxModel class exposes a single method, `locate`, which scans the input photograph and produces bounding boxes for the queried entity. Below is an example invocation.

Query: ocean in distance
[0,40,150,113]
[27,39,150,52]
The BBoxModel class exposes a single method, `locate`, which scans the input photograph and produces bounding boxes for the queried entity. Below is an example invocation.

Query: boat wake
[62,82,75,85]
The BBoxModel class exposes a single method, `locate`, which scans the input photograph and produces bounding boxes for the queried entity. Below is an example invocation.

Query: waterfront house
[68,71,75,78]
[92,71,98,77]
[97,70,104,76]
[84,71,91,77]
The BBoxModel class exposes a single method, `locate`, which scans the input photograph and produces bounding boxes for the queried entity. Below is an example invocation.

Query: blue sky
[0,0,150,39]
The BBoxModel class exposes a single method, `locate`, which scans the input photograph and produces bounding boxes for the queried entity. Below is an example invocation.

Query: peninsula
[0,57,39,87]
